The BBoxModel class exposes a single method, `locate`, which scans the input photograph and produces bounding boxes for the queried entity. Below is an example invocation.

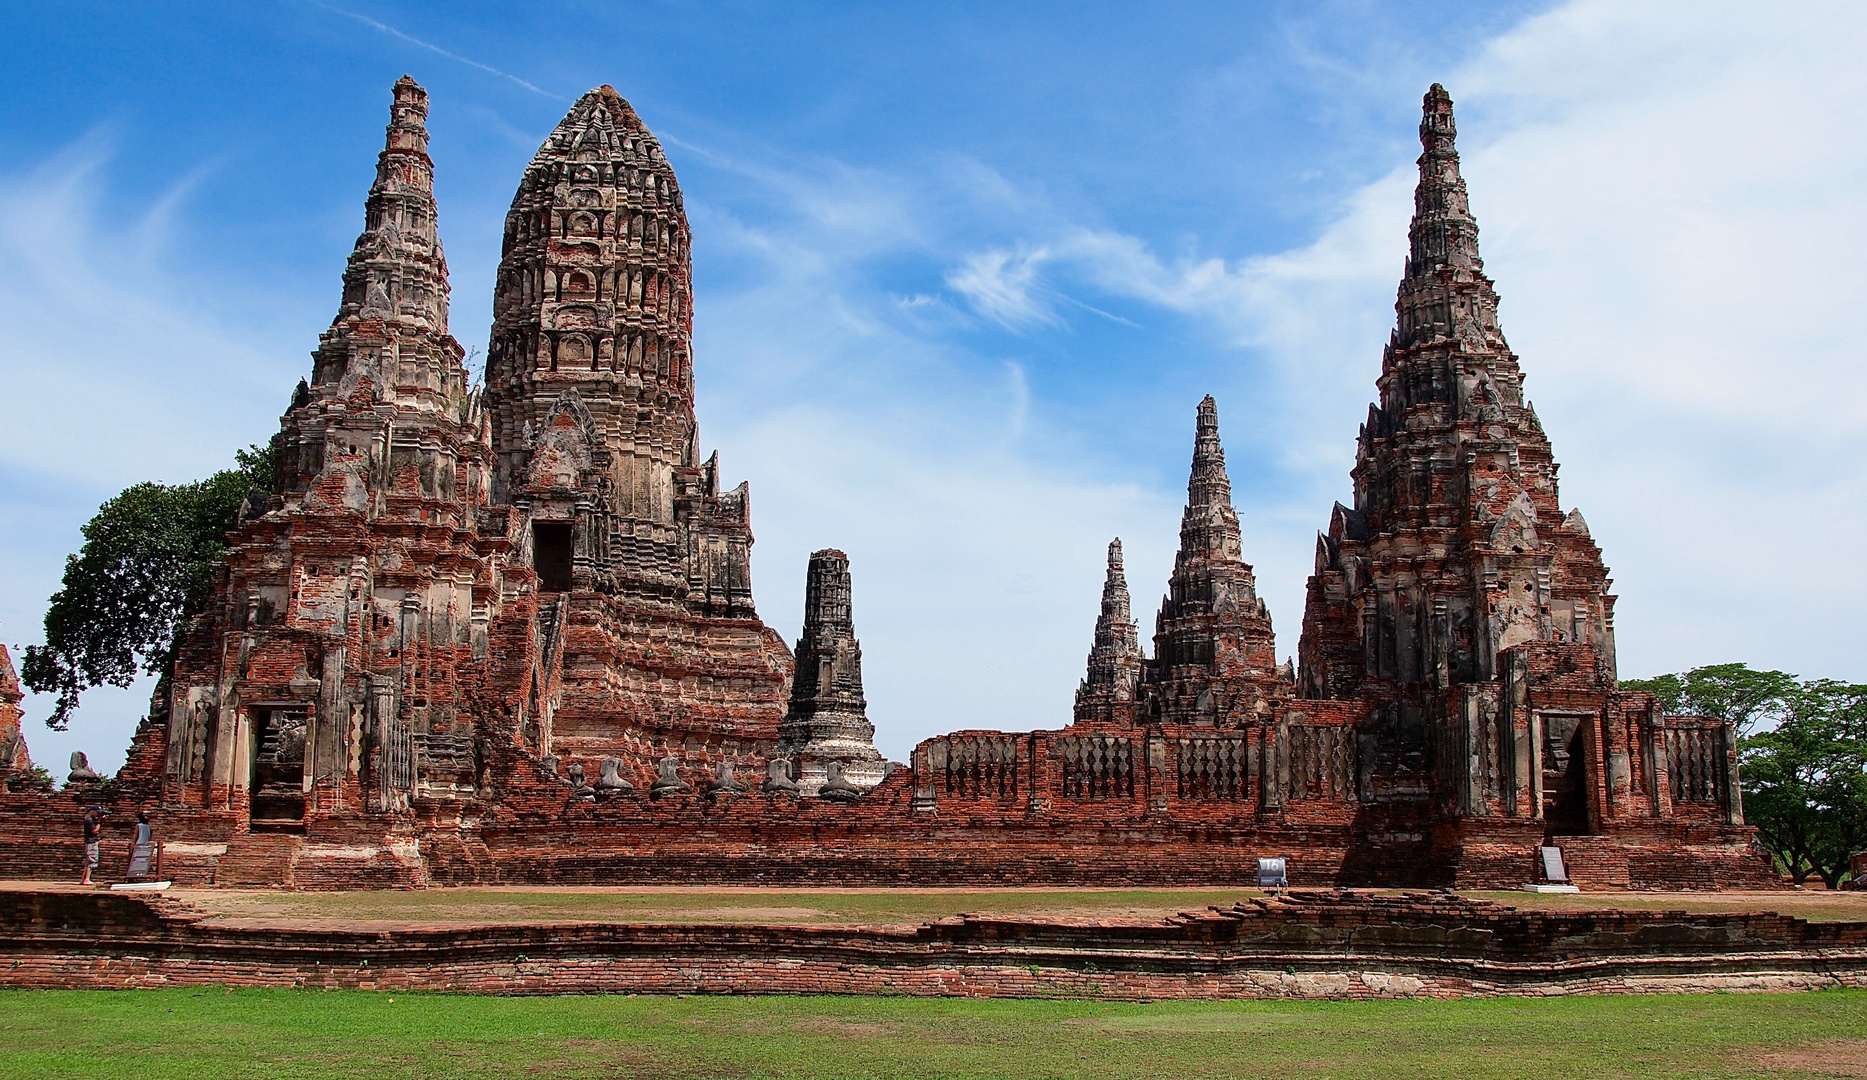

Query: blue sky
[2,0,1863,774]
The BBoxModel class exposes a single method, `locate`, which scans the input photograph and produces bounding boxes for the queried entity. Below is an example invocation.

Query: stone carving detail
[939,736,1020,799]
[1274,725,1354,803]
[565,762,594,797]
[706,762,746,797]
[761,758,799,795]
[1666,726,1724,804]
[595,757,634,794]
[415,732,476,799]
[817,761,863,803]
[1058,736,1132,799]
[67,751,102,786]
[1175,737,1249,800]
[650,757,692,799]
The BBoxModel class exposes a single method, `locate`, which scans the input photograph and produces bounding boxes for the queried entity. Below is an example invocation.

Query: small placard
[1258,856,1288,888]
[1541,845,1568,883]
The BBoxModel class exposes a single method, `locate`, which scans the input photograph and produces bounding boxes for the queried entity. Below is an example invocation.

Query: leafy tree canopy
[1740,679,1867,888]
[21,444,274,730]
[1622,662,1800,738]
[1630,663,1865,888]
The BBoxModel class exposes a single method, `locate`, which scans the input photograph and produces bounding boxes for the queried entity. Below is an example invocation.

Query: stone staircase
[214,834,302,887]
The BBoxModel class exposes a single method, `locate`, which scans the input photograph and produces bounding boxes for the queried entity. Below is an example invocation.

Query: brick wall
[3,887,1860,1000]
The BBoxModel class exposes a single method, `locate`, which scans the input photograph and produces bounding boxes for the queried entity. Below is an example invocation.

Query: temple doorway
[1540,712,1590,835]
[249,707,309,832]
[533,520,573,592]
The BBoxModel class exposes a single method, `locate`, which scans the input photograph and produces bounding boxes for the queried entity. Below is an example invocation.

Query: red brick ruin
[0,81,1775,889]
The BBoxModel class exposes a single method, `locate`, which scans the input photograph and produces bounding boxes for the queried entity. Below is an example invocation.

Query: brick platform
[4,887,1860,1000]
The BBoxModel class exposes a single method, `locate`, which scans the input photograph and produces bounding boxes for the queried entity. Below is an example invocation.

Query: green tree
[21,444,274,730]
[1740,680,1867,888]
[1622,662,1800,738]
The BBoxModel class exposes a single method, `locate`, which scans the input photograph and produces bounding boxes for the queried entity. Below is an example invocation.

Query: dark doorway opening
[1540,713,1591,836]
[250,707,308,832]
[533,520,574,592]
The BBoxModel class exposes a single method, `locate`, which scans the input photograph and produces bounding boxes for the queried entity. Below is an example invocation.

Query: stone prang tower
[1148,397,1284,724]
[777,550,885,794]
[482,86,791,767]
[1297,85,1644,828]
[162,76,493,822]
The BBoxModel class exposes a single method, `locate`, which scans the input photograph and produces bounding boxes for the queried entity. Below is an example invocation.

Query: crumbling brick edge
[4,888,1864,1000]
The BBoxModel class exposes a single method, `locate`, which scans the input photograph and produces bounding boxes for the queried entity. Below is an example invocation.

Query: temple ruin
[0,81,1773,890]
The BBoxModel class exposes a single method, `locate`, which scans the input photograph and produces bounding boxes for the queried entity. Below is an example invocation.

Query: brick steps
[214,834,302,887]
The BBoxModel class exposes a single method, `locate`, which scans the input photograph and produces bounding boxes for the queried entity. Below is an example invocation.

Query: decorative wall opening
[249,707,309,831]
[533,520,574,592]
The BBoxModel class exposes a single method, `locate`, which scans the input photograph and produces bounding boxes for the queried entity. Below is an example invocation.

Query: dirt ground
[94,882,1867,928]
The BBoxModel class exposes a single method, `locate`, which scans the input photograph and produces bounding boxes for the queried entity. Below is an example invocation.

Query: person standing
[78,805,105,886]
[125,811,155,882]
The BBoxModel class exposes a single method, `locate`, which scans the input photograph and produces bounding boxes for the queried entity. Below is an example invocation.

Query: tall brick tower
[1299,84,1618,700]
[1072,539,1145,726]
[482,87,790,768]
[1298,85,1635,822]
[1147,397,1283,725]
[161,77,494,826]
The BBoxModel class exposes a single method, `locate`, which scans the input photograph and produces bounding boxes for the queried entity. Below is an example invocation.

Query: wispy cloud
[302,0,565,101]
[945,245,1060,329]
[0,137,307,775]
[944,0,1867,685]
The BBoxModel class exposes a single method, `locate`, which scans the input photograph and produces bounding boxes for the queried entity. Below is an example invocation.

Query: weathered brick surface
[0,646,33,787]
[1,81,1779,892]
[2,888,1860,1000]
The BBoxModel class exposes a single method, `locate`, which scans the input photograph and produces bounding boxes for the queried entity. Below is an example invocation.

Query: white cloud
[8,0,1864,784]
[0,137,311,776]
[941,0,1867,684]
[944,244,1062,330]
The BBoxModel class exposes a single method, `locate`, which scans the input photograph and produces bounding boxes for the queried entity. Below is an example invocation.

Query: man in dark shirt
[79,806,105,886]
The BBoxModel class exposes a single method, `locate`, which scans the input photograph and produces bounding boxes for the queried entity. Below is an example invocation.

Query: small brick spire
[1149,397,1281,725]
[1180,395,1238,564]
[331,75,449,339]
[778,550,884,793]
[1074,539,1145,724]
[1405,83,1482,281]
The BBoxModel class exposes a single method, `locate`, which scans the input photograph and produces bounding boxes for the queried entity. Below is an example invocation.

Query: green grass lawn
[4,988,1864,1079]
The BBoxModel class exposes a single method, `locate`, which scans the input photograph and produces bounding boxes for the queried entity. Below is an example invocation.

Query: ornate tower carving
[485,86,752,613]
[276,74,483,523]
[777,550,885,793]
[1298,84,1617,705]
[1147,397,1283,725]
[1073,539,1145,725]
